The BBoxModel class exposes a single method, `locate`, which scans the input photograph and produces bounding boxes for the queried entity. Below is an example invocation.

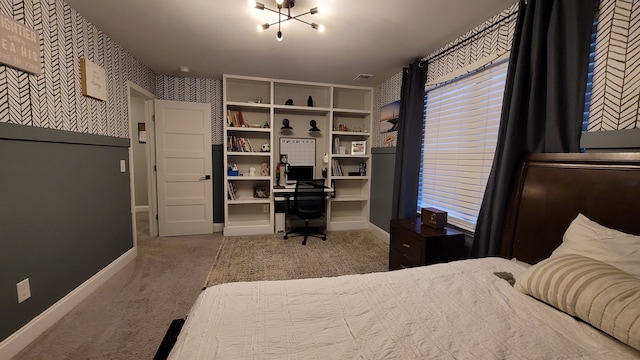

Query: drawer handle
[401,242,410,248]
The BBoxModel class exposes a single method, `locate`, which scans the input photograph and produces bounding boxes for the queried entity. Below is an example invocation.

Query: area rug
[204,230,389,287]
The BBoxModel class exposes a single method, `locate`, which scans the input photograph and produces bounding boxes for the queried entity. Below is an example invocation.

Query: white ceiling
[65,0,515,86]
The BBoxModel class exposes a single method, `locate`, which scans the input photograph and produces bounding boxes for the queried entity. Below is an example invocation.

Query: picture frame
[253,184,269,198]
[380,100,400,133]
[351,140,366,155]
[137,123,147,143]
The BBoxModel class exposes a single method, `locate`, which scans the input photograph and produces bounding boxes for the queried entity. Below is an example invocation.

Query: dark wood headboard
[500,152,640,265]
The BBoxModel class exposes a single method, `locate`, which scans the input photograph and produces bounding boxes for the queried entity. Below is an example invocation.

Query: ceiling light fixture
[249,0,324,42]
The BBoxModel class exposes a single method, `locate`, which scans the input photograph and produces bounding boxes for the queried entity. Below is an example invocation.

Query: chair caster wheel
[302,240,307,245]
[322,236,327,240]
[284,235,288,239]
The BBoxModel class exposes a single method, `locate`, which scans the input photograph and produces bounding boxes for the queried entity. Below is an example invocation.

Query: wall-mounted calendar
[280,138,315,166]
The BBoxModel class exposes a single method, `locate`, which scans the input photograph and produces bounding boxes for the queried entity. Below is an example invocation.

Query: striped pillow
[515,254,640,351]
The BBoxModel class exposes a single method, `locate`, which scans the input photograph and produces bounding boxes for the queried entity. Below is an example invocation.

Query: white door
[155,100,213,236]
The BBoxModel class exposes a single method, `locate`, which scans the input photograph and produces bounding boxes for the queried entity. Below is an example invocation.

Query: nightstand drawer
[389,248,422,270]
[390,228,423,256]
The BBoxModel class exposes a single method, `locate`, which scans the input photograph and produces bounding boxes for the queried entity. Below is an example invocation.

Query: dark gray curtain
[392,59,427,219]
[471,0,597,257]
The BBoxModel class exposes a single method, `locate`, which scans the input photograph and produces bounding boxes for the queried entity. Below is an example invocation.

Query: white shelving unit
[223,74,372,236]
[223,76,273,236]
[329,86,372,231]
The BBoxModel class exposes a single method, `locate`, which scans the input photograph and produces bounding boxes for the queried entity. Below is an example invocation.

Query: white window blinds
[418,59,508,232]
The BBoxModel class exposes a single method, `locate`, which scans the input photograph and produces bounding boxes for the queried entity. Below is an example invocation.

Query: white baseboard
[0,248,137,359]
[369,222,390,245]
[135,205,149,212]
[213,223,224,233]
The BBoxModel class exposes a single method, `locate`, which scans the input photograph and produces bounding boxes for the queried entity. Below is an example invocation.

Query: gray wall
[370,147,396,232]
[0,123,133,342]
[581,128,640,151]
[213,145,224,223]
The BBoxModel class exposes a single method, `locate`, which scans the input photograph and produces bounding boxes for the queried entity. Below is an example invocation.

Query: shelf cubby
[227,179,271,201]
[333,87,372,111]
[226,106,271,129]
[332,111,371,134]
[225,77,271,104]
[274,82,331,108]
[331,178,369,199]
[328,201,369,231]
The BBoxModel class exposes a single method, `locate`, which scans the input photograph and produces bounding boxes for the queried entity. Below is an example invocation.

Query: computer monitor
[286,165,315,184]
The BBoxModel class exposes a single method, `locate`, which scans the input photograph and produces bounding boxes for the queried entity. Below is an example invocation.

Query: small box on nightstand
[421,207,447,228]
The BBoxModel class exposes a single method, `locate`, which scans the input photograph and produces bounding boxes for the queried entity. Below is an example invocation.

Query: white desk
[273,185,334,201]
[273,185,333,233]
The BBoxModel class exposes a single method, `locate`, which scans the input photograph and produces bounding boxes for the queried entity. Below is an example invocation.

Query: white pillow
[551,214,640,276]
[515,254,640,351]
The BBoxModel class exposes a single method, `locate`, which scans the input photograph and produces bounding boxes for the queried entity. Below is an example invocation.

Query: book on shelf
[332,159,343,176]
[227,181,239,200]
[226,136,254,152]
[226,111,247,127]
[359,161,367,176]
[237,111,245,127]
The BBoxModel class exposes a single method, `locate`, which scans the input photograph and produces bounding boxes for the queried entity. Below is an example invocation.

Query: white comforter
[169,258,640,359]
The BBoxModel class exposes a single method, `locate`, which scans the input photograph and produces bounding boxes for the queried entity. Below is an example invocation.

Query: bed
[167,153,640,359]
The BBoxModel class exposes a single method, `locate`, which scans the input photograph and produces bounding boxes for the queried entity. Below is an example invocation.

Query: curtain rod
[423,8,519,64]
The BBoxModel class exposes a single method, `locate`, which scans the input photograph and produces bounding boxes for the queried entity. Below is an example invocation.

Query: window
[582,17,598,133]
[418,60,508,231]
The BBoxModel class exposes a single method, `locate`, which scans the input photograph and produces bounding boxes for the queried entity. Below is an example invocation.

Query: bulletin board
[280,138,315,166]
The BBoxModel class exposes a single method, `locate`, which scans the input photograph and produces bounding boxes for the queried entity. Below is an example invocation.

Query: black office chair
[284,179,327,245]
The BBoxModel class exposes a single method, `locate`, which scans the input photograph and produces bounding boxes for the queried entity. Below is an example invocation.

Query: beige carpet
[14,213,223,360]
[205,230,389,287]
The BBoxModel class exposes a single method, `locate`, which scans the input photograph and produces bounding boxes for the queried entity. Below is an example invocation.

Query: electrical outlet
[17,278,31,303]
[263,205,269,213]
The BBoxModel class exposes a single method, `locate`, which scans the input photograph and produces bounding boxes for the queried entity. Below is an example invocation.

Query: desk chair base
[284,219,326,245]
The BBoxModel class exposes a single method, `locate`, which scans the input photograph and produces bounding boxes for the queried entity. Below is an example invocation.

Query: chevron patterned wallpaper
[0,0,155,138]
[372,3,518,148]
[426,3,518,84]
[374,0,640,148]
[155,76,224,145]
[588,0,640,131]
[4,0,633,143]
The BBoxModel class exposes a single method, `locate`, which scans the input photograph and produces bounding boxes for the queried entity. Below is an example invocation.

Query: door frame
[127,81,157,241]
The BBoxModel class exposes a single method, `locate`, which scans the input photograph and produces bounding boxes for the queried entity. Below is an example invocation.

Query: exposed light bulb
[250,1,265,10]
[276,31,283,41]
[276,0,284,4]
[311,23,325,32]
[258,23,269,32]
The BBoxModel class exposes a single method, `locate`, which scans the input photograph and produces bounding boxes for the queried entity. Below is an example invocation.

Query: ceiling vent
[353,74,374,81]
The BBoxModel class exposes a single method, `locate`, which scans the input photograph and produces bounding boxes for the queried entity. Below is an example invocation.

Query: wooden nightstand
[389,218,466,271]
